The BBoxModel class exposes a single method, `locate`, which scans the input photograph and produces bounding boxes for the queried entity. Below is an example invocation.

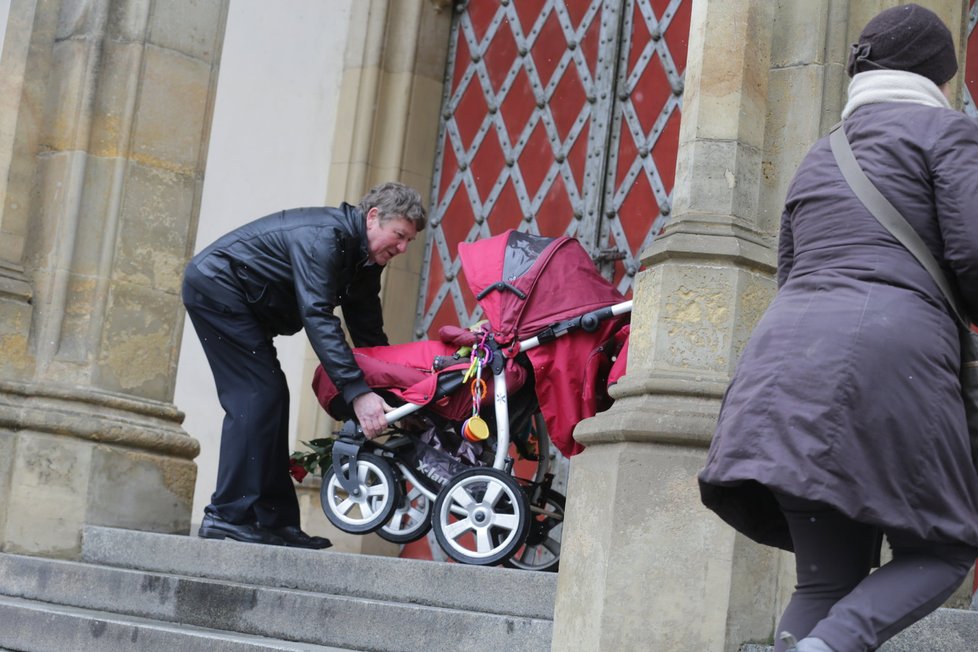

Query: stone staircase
[0,526,555,651]
[740,607,978,652]
[2,526,978,651]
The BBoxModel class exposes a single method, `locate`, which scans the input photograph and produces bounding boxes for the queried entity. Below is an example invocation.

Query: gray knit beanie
[846,3,957,86]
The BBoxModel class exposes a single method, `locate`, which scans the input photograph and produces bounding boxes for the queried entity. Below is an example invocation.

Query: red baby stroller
[311,230,631,568]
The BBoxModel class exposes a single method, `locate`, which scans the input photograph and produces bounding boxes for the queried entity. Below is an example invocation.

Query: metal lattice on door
[416,0,690,339]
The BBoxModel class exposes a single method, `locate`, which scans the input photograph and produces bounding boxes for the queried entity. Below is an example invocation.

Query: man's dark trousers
[182,271,300,528]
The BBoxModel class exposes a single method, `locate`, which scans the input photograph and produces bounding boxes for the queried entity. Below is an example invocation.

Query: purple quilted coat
[699,101,978,550]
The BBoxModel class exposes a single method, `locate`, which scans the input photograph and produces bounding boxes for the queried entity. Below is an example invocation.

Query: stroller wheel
[378,480,432,544]
[321,452,400,534]
[432,468,530,566]
[504,489,564,572]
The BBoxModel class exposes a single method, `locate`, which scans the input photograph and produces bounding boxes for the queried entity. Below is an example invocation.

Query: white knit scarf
[841,70,951,120]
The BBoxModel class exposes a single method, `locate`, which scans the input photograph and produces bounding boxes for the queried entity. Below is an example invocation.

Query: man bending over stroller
[182,182,426,548]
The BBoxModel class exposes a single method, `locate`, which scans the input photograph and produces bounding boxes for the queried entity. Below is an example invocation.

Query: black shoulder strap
[828,121,970,327]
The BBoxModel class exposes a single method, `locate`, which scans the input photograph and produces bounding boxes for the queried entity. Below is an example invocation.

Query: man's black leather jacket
[185,203,386,403]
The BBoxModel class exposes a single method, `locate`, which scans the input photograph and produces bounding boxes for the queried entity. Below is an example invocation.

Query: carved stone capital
[0,380,198,459]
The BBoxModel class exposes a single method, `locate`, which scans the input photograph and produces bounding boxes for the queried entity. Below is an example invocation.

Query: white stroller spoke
[492,513,520,531]
[475,528,492,553]
[335,496,356,515]
[387,517,409,533]
[366,484,388,498]
[482,481,504,507]
[406,506,426,521]
[450,486,477,509]
[378,475,432,545]
[443,518,474,540]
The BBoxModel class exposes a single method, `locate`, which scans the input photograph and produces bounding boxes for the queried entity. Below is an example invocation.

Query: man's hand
[351,392,393,439]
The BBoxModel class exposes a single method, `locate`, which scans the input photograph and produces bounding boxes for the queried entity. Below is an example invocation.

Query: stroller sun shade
[459,230,628,457]
[458,230,625,343]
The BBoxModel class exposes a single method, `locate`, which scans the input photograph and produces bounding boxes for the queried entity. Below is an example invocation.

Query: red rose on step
[289,460,308,483]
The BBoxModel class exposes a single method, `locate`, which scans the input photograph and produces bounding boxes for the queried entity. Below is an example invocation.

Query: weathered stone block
[0,429,15,538]
[45,38,99,152]
[28,152,84,271]
[0,296,34,378]
[131,45,213,174]
[105,0,152,43]
[403,75,444,179]
[770,0,830,69]
[683,0,773,149]
[1,427,198,556]
[147,0,225,63]
[415,2,452,79]
[553,437,779,651]
[55,0,107,40]
[673,138,763,224]
[630,261,773,377]
[3,431,93,556]
[90,39,147,158]
[87,444,195,534]
[115,161,196,294]
[96,280,179,399]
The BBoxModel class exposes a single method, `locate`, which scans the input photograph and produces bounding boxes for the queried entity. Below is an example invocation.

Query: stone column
[0,0,227,557]
[552,0,780,649]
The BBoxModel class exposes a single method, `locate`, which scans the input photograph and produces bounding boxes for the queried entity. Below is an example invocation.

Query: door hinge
[591,247,627,264]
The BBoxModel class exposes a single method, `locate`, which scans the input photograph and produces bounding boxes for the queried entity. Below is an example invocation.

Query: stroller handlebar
[519,300,632,352]
[351,300,632,429]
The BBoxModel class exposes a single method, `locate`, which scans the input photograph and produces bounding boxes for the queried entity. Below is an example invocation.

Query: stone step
[81,525,556,620]
[0,595,350,652]
[0,551,551,652]
[739,606,978,652]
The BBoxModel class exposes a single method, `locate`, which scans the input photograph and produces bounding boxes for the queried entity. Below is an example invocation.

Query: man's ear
[365,206,380,229]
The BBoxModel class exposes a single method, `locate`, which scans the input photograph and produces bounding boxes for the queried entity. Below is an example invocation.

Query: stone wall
[0,0,227,557]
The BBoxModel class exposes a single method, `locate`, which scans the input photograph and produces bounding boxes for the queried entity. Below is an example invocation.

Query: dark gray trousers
[182,272,299,529]
[772,493,976,652]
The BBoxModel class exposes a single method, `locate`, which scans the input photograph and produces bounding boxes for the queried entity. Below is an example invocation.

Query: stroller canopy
[458,230,625,343]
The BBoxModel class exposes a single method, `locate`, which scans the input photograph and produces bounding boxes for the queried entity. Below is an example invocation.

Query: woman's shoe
[778,632,834,652]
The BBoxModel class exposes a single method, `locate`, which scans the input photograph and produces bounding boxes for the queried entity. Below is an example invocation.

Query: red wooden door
[415,0,691,339]
[401,0,690,563]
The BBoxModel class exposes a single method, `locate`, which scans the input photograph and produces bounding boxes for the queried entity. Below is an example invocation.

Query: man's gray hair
[358,182,427,231]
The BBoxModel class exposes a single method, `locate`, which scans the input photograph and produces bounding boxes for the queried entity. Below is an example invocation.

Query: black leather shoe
[268,525,332,549]
[198,513,286,545]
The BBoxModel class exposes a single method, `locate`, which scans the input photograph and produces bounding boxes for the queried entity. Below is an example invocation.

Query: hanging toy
[462,334,492,442]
